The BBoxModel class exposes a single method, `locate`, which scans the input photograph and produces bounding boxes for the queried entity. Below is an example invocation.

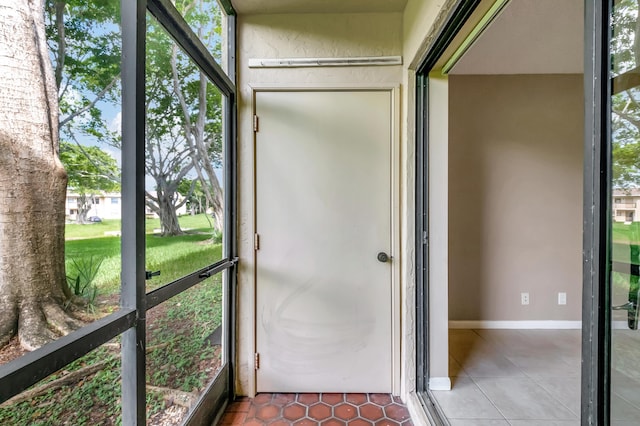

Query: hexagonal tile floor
[218,393,413,425]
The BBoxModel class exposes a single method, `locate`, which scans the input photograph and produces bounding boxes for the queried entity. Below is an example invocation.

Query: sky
[53,0,226,194]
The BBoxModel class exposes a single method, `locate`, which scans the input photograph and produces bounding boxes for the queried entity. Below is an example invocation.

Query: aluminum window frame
[582,0,611,424]
[414,1,481,424]
[0,1,237,424]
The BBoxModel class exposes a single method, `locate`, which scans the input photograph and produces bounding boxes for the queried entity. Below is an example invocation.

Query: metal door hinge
[254,353,260,370]
[423,231,428,245]
[253,115,259,132]
[254,233,260,250]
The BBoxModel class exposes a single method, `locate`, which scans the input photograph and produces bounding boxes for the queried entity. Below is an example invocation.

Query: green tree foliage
[612,0,640,188]
[178,178,209,215]
[46,0,225,233]
[45,0,121,146]
[59,141,120,223]
[46,0,123,225]
[145,0,225,233]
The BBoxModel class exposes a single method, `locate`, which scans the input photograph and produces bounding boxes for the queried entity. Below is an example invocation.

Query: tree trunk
[76,193,90,224]
[157,192,184,237]
[170,47,224,233]
[0,0,81,351]
[206,168,224,232]
[188,147,223,232]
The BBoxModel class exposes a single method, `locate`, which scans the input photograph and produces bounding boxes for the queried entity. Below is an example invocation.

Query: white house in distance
[66,191,122,221]
[613,189,640,223]
[66,191,187,221]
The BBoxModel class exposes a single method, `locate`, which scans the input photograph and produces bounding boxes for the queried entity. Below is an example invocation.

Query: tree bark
[170,46,224,232]
[157,191,184,237]
[0,360,111,406]
[76,192,91,224]
[0,0,81,350]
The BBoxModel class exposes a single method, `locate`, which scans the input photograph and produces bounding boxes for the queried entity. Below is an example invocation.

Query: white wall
[234,0,472,409]
[236,12,404,397]
[65,193,121,220]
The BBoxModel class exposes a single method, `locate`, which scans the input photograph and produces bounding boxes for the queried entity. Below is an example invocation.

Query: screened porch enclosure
[1,0,635,425]
[0,0,236,424]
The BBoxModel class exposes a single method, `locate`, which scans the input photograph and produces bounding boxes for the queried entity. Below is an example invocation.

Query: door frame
[413,1,482,423]
[413,0,610,424]
[583,0,612,424]
[250,85,402,395]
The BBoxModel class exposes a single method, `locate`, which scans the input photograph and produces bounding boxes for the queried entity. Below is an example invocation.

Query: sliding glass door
[609,1,640,423]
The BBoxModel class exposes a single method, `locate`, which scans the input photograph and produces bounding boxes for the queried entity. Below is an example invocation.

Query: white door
[255,90,393,392]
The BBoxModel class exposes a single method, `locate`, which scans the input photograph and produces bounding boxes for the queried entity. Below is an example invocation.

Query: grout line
[466,374,509,422]
[612,390,640,413]
[450,329,584,422]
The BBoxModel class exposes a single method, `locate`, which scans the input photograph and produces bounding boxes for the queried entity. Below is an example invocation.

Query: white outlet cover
[521,292,529,305]
[558,292,567,305]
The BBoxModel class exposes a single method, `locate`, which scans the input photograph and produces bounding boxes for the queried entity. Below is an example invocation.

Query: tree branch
[613,107,640,130]
[170,44,195,137]
[0,360,112,407]
[69,133,119,182]
[59,74,120,127]
[146,190,158,203]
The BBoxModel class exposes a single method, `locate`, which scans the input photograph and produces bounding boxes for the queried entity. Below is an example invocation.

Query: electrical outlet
[558,292,567,305]
[521,292,529,305]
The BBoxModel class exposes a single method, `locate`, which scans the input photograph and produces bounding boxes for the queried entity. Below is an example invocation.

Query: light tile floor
[431,329,640,426]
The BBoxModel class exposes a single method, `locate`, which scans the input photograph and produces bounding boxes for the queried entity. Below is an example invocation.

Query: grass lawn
[64,214,222,295]
[0,214,226,425]
[613,221,637,243]
[65,213,215,240]
[0,276,224,425]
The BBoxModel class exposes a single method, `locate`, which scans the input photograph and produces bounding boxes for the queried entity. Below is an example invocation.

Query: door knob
[377,252,390,263]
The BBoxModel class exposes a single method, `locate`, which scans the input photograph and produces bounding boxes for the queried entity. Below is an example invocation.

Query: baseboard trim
[613,320,631,329]
[428,377,451,391]
[449,320,582,329]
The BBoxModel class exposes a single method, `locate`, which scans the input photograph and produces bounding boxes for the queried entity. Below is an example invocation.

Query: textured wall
[448,74,584,321]
[236,12,404,397]
[401,0,461,392]
[236,1,461,402]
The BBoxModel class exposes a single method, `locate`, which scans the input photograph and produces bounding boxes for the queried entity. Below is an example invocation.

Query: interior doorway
[416,0,587,423]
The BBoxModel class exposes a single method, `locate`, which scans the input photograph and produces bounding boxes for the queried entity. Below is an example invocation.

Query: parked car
[88,216,102,223]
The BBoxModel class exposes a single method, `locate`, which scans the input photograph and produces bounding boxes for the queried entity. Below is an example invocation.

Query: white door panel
[255,90,392,392]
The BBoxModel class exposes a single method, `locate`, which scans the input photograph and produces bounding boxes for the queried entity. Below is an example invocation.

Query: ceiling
[229,0,583,74]
[230,0,408,14]
[450,0,584,74]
